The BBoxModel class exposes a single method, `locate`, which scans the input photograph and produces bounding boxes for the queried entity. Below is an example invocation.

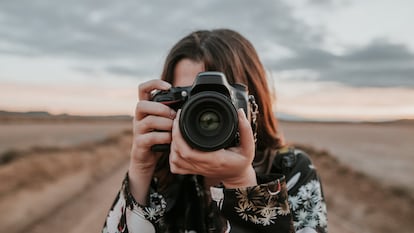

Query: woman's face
[173,58,205,87]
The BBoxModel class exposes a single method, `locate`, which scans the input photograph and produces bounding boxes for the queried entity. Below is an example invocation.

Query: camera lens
[179,91,238,151]
[199,111,220,131]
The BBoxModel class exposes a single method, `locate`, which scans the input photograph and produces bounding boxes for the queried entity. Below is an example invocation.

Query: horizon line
[1,109,413,124]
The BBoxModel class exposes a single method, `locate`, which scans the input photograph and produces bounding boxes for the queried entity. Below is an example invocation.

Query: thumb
[237,108,255,154]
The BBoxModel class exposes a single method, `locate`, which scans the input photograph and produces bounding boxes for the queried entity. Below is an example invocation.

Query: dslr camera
[151,71,258,152]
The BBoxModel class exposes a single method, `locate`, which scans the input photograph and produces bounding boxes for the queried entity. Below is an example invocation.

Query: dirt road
[25,163,129,233]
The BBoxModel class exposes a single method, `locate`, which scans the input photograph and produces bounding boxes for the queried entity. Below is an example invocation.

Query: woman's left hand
[169,108,257,188]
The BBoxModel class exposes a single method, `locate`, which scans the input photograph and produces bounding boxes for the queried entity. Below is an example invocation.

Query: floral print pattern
[234,180,290,226]
[130,192,167,222]
[123,173,167,224]
[103,174,167,233]
[289,180,327,232]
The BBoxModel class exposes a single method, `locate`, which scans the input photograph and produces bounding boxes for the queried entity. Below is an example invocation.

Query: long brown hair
[161,29,282,150]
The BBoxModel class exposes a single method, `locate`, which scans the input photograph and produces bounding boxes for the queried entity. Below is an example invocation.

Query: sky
[0,0,413,121]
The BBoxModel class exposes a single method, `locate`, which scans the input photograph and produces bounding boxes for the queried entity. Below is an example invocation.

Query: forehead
[173,59,205,87]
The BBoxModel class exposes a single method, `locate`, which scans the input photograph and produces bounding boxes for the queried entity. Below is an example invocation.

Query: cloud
[343,39,414,62]
[0,0,413,88]
[0,0,319,77]
[0,0,168,57]
[0,0,303,57]
[271,39,414,87]
[105,65,148,78]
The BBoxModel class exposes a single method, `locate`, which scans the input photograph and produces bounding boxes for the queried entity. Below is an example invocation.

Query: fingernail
[238,108,246,118]
[170,109,177,119]
[162,82,172,89]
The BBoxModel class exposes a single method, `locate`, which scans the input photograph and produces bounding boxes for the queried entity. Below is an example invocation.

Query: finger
[172,110,224,164]
[135,115,174,133]
[237,108,255,154]
[170,110,199,172]
[171,109,183,140]
[171,110,198,156]
[169,142,208,175]
[135,101,176,121]
[138,79,171,100]
[169,132,193,174]
[169,150,192,174]
[171,110,188,151]
[134,131,172,149]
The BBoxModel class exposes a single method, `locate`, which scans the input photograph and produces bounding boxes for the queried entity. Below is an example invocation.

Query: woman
[103,29,327,233]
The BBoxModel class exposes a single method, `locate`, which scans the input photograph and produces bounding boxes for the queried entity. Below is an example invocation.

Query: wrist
[222,166,257,188]
[129,158,156,174]
[129,146,158,175]
[128,163,155,206]
[128,159,156,183]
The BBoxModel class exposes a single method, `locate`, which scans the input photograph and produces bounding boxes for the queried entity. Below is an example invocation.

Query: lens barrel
[179,91,238,151]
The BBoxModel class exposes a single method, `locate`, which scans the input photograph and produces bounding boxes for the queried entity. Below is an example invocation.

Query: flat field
[0,121,131,154]
[0,119,412,233]
[280,120,414,194]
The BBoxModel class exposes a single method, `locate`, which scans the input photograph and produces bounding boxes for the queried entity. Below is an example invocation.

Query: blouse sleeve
[210,174,295,232]
[272,147,328,233]
[102,173,166,233]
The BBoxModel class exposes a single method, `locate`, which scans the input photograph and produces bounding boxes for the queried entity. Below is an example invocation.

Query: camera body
[151,71,257,152]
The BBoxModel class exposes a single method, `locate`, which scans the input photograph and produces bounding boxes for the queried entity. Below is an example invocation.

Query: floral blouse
[102,147,328,233]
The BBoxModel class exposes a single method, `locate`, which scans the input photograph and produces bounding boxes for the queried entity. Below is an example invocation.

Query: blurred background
[0,0,413,233]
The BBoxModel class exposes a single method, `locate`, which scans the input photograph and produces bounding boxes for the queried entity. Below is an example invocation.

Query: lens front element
[199,111,220,132]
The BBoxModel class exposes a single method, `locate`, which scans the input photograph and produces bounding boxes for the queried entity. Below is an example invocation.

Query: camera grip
[150,144,170,152]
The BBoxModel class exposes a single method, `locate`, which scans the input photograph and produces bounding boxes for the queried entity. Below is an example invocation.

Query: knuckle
[138,82,146,90]
[134,102,146,117]
[137,135,152,148]
[136,101,150,112]
[139,117,152,130]
[135,119,151,133]
[133,135,145,147]
[169,154,179,165]
[169,165,177,173]
[169,159,180,173]
[180,150,190,159]
[135,101,144,109]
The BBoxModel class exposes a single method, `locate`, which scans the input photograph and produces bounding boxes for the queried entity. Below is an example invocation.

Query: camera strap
[248,95,259,143]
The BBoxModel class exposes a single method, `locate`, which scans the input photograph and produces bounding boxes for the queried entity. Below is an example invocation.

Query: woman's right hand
[128,79,176,204]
